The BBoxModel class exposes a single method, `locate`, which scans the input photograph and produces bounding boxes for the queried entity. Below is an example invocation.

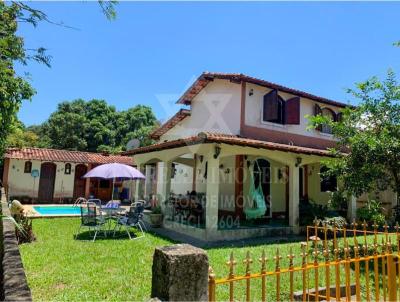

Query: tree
[40,99,157,152]
[0,1,117,158]
[310,70,400,205]
[5,120,39,149]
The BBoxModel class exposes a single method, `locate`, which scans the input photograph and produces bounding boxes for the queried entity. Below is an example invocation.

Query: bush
[356,199,386,225]
[151,205,162,215]
[316,216,347,230]
[328,191,348,216]
[299,199,329,226]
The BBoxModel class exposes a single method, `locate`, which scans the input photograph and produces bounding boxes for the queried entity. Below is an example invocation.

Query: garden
[20,217,395,301]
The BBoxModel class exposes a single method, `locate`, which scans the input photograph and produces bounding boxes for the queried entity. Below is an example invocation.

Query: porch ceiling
[122,132,339,158]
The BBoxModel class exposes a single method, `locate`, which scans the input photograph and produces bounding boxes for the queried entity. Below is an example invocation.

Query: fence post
[387,254,397,301]
[151,244,209,301]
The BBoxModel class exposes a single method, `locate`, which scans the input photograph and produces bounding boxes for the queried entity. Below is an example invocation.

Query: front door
[38,163,56,202]
[73,164,87,199]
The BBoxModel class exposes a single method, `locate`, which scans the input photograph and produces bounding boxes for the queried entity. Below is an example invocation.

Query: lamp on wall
[295,157,302,167]
[199,155,204,163]
[249,88,254,96]
[214,145,221,159]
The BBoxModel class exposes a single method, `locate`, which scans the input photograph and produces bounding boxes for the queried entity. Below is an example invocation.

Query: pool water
[33,206,81,216]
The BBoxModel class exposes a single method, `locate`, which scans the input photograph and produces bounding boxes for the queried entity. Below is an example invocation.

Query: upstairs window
[24,161,32,173]
[262,90,285,124]
[65,163,72,175]
[314,104,337,134]
[262,90,300,125]
[321,108,335,134]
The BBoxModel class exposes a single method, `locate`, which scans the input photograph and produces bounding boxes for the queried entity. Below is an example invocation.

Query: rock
[151,244,209,301]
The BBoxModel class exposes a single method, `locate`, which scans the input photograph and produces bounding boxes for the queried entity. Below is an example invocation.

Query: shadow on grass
[74,230,147,241]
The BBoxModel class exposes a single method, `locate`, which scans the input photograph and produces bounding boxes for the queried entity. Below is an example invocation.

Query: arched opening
[38,162,56,202]
[73,164,87,199]
[253,158,271,217]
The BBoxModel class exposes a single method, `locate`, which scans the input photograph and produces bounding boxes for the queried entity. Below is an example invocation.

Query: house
[125,72,396,241]
[2,147,134,203]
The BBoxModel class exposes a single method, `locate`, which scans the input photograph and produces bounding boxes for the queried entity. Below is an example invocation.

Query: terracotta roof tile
[5,148,133,165]
[177,72,351,108]
[122,132,335,157]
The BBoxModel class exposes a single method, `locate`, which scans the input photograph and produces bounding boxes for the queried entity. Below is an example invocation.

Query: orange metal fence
[208,220,400,301]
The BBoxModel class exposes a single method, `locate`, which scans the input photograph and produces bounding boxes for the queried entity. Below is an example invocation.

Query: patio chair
[113,203,145,240]
[75,203,107,242]
[131,202,147,231]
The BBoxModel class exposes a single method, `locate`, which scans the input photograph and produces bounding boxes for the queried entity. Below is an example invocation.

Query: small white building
[2,148,134,203]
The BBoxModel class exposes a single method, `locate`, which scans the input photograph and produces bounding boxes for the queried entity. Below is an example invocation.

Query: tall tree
[0,1,117,158]
[310,70,400,205]
[41,99,157,152]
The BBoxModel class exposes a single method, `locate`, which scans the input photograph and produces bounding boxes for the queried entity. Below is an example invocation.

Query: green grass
[20,218,395,301]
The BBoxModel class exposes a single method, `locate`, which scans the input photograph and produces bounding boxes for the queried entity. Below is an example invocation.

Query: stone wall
[0,189,32,301]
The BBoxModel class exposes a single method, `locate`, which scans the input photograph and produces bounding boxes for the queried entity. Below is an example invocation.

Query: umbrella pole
[112,177,115,200]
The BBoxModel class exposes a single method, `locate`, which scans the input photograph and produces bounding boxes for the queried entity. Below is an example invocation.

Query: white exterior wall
[244,83,342,140]
[170,163,193,195]
[7,159,80,200]
[160,79,241,141]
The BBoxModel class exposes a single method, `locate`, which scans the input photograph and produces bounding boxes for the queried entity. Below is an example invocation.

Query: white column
[288,164,300,230]
[159,161,172,212]
[347,194,357,221]
[134,163,144,202]
[206,154,220,237]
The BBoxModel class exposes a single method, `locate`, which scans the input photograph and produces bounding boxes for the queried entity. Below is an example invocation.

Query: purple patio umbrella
[83,163,145,200]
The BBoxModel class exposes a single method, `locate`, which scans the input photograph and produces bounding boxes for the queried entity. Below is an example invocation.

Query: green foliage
[328,190,348,213]
[151,205,162,214]
[5,120,39,148]
[356,199,386,225]
[309,70,400,205]
[0,2,37,158]
[299,199,329,226]
[35,99,157,152]
[316,216,347,230]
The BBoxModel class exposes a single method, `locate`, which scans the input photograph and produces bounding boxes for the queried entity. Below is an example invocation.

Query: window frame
[64,163,72,175]
[261,90,286,125]
[24,161,32,174]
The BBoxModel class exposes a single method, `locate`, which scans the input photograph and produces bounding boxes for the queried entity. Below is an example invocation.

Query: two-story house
[124,72,394,241]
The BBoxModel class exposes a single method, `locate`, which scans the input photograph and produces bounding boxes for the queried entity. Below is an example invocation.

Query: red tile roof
[122,132,335,157]
[5,148,134,165]
[177,72,351,108]
[150,109,191,140]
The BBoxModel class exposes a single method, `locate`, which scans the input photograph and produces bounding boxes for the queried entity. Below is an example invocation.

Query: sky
[16,1,400,126]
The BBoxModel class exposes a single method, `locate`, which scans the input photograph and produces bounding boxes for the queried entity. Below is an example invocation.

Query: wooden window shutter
[263,90,279,122]
[284,97,300,124]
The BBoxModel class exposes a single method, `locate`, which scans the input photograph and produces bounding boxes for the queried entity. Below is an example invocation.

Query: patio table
[100,207,127,233]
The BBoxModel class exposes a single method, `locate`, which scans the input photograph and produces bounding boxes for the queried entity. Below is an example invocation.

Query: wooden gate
[73,164,87,199]
[38,162,56,202]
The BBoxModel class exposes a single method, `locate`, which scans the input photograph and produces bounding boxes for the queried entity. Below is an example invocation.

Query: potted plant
[149,205,163,227]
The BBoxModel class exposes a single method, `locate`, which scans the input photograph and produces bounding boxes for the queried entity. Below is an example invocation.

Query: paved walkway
[147,224,305,249]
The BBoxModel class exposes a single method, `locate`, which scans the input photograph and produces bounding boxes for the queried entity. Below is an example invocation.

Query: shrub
[316,216,347,230]
[151,205,162,215]
[299,199,329,226]
[356,199,386,225]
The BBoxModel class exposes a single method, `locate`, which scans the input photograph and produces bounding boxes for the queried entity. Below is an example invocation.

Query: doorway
[253,158,271,217]
[38,162,56,202]
[73,164,87,199]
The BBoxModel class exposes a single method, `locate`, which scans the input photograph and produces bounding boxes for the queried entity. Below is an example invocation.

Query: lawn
[20,218,394,301]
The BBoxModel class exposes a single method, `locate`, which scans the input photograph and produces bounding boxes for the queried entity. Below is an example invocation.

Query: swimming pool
[33,206,81,216]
